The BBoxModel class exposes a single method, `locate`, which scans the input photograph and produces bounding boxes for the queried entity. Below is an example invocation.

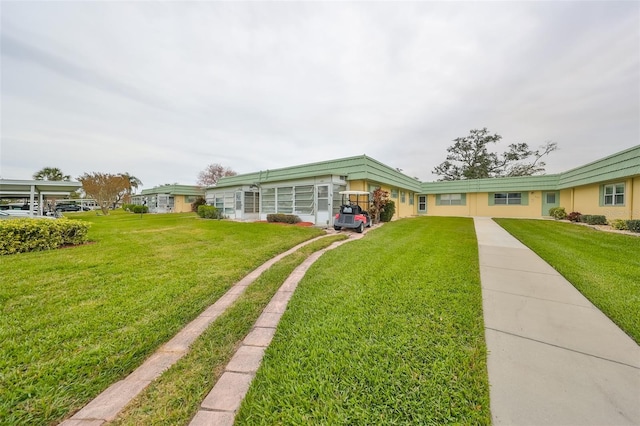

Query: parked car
[0,211,56,220]
[55,204,82,212]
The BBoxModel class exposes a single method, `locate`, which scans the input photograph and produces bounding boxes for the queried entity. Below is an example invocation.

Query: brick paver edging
[189,231,366,426]
[60,233,341,426]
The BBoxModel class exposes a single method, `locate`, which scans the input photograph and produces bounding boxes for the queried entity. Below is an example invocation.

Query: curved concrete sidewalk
[60,233,343,426]
[475,217,640,425]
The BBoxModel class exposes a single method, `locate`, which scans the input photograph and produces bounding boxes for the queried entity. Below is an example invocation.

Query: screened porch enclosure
[206,179,346,225]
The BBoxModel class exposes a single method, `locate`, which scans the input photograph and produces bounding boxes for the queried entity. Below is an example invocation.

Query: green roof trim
[214,155,423,192]
[140,185,204,196]
[557,145,640,188]
[421,174,561,194]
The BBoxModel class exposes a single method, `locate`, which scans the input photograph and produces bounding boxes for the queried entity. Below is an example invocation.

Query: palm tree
[120,173,143,194]
[33,167,71,181]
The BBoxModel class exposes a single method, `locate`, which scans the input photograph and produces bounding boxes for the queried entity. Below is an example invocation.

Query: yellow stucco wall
[347,180,417,219]
[174,195,193,213]
[425,191,547,218]
[569,179,636,220]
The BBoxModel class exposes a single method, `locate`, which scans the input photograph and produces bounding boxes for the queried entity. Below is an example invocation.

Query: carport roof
[0,179,82,197]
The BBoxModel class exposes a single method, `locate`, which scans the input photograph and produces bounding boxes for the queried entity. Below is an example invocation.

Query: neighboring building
[206,146,640,226]
[207,155,422,226]
[132,185,204,213]
[419,145,640,221]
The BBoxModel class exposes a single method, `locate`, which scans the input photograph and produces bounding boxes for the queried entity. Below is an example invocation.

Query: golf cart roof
[339,191,370,195]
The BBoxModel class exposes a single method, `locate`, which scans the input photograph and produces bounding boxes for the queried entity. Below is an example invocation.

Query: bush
[625,220,640,233]
[267,214,301,224]
[0,218,91,255]
[197,205,223,219]
[132,205,149,214]
[610,219,628,230]
[580,215,607,225]
[549,207,567,220]
[191,196,207,212]
[379,200,396,222]
[567,212,582,222]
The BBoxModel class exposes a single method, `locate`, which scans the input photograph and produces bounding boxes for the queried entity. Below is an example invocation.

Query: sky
[1,1,638,189]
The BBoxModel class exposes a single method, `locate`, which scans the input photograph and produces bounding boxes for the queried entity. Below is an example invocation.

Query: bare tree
[197,163,237,187]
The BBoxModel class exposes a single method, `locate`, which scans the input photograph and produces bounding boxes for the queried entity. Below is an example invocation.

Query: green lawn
[236,217,491,424]
[494,219,640,344]
[113,234,348,425]
[0,211,323,425]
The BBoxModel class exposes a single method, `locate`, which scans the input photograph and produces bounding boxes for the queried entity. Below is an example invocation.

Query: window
[439,193,463,205]
[400,191,406,203]
[391,189,398,198]
[409,192,414,205]
[294,185,314,214]
[418,195,427,212]
[185,195,198,203]
[262,188,276,213]
[546,193,556,204]
[494,193,522,205]
[244,192,258,213]
[277,187,293,214]
[603,183,625,206]
[235,192,242,210]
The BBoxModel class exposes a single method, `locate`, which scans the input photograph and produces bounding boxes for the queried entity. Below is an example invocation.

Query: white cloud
[1,1,638,187]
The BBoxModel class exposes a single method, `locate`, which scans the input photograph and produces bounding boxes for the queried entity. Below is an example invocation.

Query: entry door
[542,191,560,216]
[316,185,330,226]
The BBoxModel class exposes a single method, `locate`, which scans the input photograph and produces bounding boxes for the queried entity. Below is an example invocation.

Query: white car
[0,211,56,220]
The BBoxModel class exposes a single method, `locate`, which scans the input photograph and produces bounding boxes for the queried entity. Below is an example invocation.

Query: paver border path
[60,231,365,426]
[188,232,366,425]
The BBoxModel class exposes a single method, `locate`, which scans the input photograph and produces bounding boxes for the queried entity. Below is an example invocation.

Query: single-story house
[205,145,639,226]
[132,185,204,213]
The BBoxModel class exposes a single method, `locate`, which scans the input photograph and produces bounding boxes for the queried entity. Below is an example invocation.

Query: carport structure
[0,179,82,216]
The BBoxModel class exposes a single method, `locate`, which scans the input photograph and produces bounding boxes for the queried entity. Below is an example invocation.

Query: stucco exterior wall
[632,177,640,219]
[570,180,636,220]
[348,179,417,219]
[174,195,193,213]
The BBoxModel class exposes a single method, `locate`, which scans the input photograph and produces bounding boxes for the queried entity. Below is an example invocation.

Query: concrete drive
[474,217,640,425]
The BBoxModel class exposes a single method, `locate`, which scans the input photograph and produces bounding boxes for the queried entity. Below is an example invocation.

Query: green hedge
[266,214,301,224]
[549,207,567,220]
[580,215,607,225]
[626,220,640,233]
[379,200,395,222]
[197,205,223,219]
[0,218,91,255]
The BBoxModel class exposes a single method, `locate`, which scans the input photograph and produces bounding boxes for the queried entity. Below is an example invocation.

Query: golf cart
[333,191,371,233]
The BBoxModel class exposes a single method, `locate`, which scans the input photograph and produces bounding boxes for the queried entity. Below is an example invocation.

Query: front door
[316,185,330,226]
[542,191,560,216]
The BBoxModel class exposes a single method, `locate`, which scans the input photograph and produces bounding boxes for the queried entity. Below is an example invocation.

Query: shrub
[132,205,149,214]
[197,205,223,219]
[549,207,567,220]
[610,219,628,230]
[0,218,90,255]
[379,200,396,222]
[267,214,301,224]
[580,215,607,225]
[625,220,640,233]
[122,203,134,212]
[191,196,207,212]
[567,212,582,222]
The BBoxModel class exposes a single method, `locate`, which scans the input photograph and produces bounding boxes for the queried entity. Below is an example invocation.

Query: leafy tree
[33,167,71,181]
[433,128,557,181]
[369,188,391,224]
[78,173,131,215]
[197,163,237,187]
[115,173,143,205]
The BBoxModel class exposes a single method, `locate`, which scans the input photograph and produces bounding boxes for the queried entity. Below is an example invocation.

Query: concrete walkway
[474,217,640,425]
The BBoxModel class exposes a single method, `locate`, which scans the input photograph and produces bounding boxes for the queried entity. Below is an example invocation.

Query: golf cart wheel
[333,226,341,231]
[356,222,364,233]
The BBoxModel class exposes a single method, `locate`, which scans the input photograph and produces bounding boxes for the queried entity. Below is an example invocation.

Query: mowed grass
[113,234,348,426]
[236,217,491,424]
[494,219,640,344]
[0,211,323,425]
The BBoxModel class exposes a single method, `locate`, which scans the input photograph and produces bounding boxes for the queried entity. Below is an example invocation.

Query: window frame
[602,182,625,206]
